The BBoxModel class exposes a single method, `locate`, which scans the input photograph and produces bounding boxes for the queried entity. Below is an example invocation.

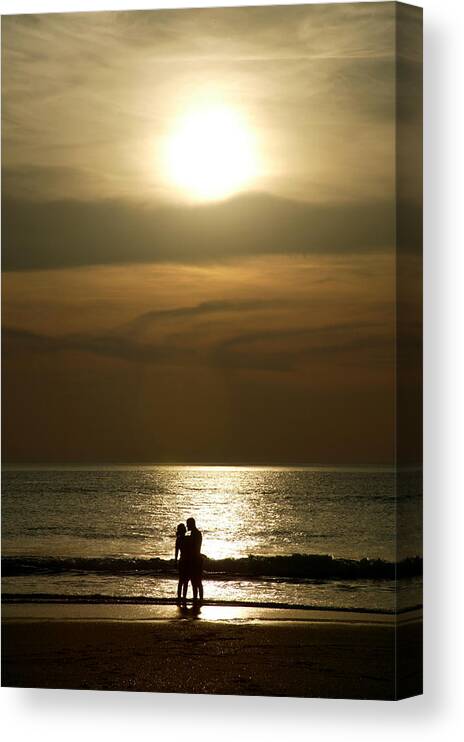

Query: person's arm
[175,537,180,562]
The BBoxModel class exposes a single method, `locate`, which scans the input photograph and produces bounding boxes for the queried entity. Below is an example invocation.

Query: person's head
[186,517,196,531]
[176,523,186,537]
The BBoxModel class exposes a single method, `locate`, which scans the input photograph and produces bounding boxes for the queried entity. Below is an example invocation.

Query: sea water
[2,466,422,611]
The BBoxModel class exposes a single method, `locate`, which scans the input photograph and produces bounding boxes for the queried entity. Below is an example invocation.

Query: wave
[0,594,422,615]
[1,553,422,581]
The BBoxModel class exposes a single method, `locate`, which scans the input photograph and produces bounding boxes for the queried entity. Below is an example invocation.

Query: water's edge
[1,593,423,616]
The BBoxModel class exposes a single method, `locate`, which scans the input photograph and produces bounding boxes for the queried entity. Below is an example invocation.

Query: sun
[164,105,258,201]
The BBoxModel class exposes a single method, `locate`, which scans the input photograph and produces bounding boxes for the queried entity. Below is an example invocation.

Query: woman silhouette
[174,523,190,602]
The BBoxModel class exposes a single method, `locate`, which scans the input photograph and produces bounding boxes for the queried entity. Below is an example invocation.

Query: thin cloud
[1,4,418,205]
[125,298,280,333]
[3,307,409,374]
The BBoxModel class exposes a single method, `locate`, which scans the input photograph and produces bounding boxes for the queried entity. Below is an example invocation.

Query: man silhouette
[186,517,203,601]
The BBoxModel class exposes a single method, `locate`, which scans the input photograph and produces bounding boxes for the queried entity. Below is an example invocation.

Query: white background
[0,0,463,738]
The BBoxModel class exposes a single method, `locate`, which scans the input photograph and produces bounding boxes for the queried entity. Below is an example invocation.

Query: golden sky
[2,3,422,464]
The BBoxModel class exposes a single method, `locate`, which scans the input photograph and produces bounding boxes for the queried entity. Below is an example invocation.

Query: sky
[2,2,422,465]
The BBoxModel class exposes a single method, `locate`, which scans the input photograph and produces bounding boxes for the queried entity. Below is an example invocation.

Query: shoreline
[2,601,423,625]
[1,594,422,615]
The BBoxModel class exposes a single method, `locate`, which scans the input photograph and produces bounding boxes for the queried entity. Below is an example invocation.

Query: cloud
[3,299,275,367]
[3,325,192,367]
[2,294,411,374]
[124,299,280,334]
[2,165,113,202]
[2,191,406,272]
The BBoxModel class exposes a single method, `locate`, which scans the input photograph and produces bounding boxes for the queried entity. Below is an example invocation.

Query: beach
[1,603,422,700]
[2,466,423,699]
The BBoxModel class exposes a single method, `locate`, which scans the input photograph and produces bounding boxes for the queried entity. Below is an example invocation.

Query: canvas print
[1,2,423,699]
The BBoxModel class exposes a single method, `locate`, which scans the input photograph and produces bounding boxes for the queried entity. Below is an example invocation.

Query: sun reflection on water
[164,466,275,560]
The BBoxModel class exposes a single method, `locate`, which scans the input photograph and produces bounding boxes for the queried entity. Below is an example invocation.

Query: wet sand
[1,604,422,700]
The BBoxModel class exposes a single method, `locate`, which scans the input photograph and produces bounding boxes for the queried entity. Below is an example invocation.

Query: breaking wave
[2,553,422,581]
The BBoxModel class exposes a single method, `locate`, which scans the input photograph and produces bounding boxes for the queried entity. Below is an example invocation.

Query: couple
[175,517,204,603]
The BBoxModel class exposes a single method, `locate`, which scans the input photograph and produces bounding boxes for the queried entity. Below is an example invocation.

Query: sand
[1,604,422,700]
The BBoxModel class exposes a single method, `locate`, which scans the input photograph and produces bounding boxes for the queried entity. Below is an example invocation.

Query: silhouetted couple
[175,517,204,603]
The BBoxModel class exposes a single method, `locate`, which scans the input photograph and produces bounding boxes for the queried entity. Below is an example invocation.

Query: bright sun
[165,105,258,201]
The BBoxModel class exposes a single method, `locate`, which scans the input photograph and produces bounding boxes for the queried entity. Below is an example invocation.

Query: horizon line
[1,461,419,470]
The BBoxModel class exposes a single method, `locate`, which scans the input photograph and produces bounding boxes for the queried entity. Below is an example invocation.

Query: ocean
[2,465,422,612]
